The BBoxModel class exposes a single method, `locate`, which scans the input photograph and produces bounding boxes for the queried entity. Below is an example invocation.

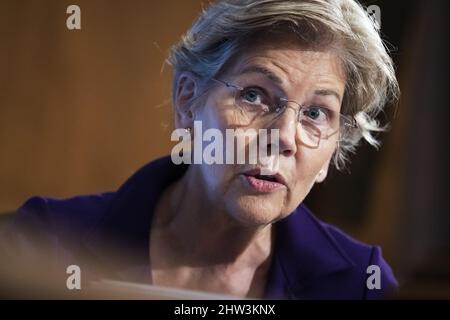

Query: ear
[174,72,199,129]
[315,159,331,183]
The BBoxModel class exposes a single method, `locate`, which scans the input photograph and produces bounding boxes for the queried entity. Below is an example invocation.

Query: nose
[267,106,298,157]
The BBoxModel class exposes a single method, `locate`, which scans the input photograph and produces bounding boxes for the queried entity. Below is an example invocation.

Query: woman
[3,0,399,299]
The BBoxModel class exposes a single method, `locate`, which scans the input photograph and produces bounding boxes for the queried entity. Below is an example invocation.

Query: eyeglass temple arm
[211,78,243,90]
[345,117,358,128]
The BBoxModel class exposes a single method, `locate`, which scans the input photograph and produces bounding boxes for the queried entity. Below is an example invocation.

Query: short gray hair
[167,0,399,170]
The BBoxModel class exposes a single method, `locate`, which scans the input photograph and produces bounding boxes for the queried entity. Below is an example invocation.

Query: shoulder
[319,218,398,299]
[2,193,115,259]
[278,205,398,299]
[14,193,114,235]
[0,194,115,294]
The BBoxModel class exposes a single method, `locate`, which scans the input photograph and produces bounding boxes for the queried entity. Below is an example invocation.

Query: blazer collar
[82,156,355,294]
[270,204,355,298]
[82,156,186,280]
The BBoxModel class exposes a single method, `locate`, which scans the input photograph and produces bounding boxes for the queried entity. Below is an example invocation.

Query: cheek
[200,93,251,130]
[200,164,226,192]
[297,150,327,178]
[192,98,244,196]
[290,144,335,197]
[299,133,336,171]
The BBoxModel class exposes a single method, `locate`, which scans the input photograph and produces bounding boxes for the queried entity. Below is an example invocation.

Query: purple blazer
[3,156,397,299]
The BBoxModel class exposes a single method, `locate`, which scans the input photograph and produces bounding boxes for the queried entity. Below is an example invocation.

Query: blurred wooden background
[0,0,203,211]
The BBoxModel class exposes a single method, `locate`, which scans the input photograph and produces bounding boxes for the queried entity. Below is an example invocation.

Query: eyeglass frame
[210,77,358,142]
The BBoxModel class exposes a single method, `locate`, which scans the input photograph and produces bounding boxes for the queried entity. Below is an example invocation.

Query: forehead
[223,36,346,94]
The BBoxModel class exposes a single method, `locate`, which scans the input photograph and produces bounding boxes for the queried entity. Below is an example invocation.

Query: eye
[240,87,264,104]
[237,87,274,112]
[302,106,330,123]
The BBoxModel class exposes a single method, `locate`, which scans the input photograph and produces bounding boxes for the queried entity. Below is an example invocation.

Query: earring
[316,169,325,183]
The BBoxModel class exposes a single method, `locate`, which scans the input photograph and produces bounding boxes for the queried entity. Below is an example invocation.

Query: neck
[152,165,274,270]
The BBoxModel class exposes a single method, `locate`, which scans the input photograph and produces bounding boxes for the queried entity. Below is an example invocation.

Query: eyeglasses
[212,78,357,148]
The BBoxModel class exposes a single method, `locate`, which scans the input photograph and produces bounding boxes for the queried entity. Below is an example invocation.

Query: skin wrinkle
[150,35,345,298]
[228,51,344,112]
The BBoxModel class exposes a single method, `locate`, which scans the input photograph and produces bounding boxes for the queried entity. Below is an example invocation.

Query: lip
[241,168,287,193]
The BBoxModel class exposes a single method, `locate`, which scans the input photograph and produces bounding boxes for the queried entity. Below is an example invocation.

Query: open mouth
[252,174,279,182]
[242,170,286,193]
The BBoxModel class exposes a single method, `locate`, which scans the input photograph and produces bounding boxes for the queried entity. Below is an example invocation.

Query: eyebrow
[239,65,284,85]
[239,64,342,103]
[314,89,342,103]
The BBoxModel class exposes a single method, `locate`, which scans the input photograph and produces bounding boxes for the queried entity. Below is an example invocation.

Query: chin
[224,193,285,227]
